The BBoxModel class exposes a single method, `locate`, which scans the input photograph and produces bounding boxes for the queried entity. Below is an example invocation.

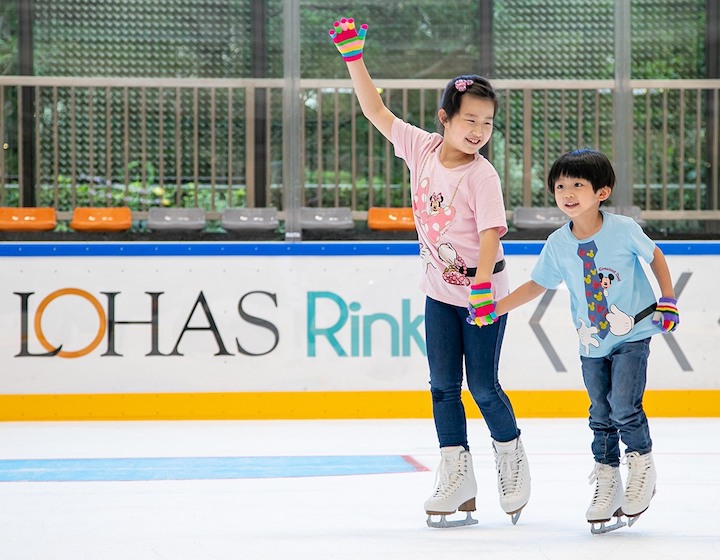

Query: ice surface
[0,418,718,560]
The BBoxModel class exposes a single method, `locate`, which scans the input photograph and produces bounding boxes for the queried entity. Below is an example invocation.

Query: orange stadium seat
[70,206,133,232]
[0,207,57,231]
[367,207,415,231]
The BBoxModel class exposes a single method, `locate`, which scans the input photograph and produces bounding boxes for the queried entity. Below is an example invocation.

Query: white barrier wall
[0,241,718,419]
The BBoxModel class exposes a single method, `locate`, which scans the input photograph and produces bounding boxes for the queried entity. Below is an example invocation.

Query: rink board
[0,241,718,420]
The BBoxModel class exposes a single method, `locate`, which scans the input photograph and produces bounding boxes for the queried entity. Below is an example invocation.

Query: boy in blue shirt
[494,149,679,533]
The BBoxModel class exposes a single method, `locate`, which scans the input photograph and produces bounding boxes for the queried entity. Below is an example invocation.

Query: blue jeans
[581,338,653,467]
[424,296,520,450]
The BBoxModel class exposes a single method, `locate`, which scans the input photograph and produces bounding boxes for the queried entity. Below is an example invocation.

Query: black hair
[547,149,616,194]
[436,74,499,132]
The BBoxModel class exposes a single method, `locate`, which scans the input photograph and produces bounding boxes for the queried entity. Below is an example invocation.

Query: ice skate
[587,462,627,534]
[492,437,531,524]
[622,451,657,527]
[424,446,478,528]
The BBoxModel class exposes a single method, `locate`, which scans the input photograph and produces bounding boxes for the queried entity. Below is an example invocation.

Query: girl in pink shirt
[330,18,531,528]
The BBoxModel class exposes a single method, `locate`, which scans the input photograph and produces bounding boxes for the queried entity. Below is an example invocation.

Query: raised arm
[329,18,396,140]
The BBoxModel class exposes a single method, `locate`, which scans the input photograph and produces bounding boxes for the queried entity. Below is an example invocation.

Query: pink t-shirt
[391,118,509,307]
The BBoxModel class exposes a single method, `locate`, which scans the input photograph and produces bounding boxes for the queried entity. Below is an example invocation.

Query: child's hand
[329,18,368,62]
[466,282,498,327]
[653,297,679,332]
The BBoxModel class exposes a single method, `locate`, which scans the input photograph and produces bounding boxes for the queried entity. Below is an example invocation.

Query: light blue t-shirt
[531,211,661,358]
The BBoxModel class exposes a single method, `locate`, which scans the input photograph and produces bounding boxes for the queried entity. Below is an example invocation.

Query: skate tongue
[493,439,517,453]
[440,446,465,458]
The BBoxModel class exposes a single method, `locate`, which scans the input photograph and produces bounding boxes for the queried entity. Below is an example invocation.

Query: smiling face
[438,96,495,162]
[553,175,611,219]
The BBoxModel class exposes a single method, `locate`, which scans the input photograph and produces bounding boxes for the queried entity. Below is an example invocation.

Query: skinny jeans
[581,338,653,466]
[425,296,520,450]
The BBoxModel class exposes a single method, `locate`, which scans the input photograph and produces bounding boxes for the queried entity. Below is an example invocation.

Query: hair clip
[454,79,474,92]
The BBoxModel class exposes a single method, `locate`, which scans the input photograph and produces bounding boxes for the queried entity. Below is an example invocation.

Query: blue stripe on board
[0,240,718,257]
[0,242,421,257]
[0,455,426,483]
[503,241,720,255]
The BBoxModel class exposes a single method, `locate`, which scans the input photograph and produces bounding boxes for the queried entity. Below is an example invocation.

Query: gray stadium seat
[512,207,570,229]
[221,207,279,231]
[299,207,354,230]
[603,205,646,226]
[147,207,206,231]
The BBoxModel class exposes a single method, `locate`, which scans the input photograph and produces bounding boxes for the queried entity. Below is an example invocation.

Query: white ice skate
[424,446,478,528]
[587,462,627,535]
[492,437,531,524]
[622,451,657,527]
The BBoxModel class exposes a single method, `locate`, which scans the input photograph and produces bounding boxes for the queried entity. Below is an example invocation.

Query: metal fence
[1,76,719,225]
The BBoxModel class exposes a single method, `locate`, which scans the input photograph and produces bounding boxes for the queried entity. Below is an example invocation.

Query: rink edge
[0,389,718,420]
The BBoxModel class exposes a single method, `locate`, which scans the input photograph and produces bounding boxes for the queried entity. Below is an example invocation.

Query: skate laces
[622,452,651,502]
[588,464,619,508]
[495,445,524,497]
[431,454,466,498]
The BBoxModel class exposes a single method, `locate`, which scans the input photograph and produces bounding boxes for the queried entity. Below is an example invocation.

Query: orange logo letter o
[34,288,107,358]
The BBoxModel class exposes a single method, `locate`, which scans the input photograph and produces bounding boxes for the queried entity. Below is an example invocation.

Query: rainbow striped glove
[652,297,679,332]
[329,18,368,62]
[466,282,498,327]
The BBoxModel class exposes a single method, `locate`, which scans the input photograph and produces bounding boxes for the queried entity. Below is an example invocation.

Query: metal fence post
[282,0,302,241]
[613,0,634,210]
[18,0,36,206]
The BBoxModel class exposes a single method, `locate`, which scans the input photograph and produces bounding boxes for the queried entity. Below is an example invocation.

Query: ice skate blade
[510,510,522,525]
[426,512,478,529]
[589,517,627,535]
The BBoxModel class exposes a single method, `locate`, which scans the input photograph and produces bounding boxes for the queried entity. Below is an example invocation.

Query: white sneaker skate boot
[492,437,531,524]
[586,463,626,534]
[424,446,478,528]
[622,451,657,526]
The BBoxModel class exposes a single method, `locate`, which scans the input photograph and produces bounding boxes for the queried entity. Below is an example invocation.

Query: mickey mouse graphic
[598,272,614,296]
[600,269,651,340]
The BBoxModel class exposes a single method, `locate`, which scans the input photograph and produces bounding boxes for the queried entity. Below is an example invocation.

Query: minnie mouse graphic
[413,177,455,244]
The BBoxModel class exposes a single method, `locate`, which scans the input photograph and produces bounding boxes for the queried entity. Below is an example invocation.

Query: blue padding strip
[0,241,718,257]
[0,455,425,482]
[504,241,720,255]
[0,242,420,257]
[654,241,720,255]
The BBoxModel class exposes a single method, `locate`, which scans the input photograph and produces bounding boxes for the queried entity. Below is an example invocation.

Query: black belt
[634,302,657,323]
[466,259,506,278]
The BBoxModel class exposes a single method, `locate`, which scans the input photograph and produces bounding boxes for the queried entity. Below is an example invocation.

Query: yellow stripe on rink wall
[0,390,719,421]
